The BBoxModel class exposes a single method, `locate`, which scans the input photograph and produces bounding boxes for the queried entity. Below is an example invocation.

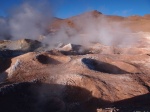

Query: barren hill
[50,10,150,32]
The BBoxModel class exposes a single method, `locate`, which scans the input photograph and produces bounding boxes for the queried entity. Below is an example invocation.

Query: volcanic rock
[0,39,42,58]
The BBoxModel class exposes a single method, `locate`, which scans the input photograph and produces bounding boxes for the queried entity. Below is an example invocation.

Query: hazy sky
[0,0,150,18]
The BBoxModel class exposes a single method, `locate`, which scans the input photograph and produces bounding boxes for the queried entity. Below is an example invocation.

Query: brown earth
[50,10,150,32]
[0,10,150,112]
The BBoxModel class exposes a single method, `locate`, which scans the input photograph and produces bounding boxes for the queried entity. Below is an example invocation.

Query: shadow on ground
[0,82,149,112]
[82,58,129,74]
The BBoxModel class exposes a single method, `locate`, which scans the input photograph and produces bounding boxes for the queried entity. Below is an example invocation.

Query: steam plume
[0,0,53,40]
[0,1,138,48]
[44,13,138,48]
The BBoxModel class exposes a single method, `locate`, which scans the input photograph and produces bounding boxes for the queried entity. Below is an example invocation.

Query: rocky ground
[0,11,150,112]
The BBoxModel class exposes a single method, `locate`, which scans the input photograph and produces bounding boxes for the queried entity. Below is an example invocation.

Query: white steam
[0,1,53,40]
[45,14,138,48]
[9,2,53,40]
[0,1,138,48]
[0,17,10,39]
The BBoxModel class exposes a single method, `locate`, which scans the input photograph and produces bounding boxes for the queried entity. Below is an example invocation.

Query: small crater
[35,54,71,65]
[36,54,61,64]
[82,58,129,74]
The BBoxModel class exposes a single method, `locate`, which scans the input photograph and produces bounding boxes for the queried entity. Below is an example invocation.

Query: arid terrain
[0,11,150,112]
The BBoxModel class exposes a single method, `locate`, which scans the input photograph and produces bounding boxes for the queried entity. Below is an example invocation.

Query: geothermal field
[0,3,150,112]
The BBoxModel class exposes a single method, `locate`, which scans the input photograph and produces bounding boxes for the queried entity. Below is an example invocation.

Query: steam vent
[0,0,150,111]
